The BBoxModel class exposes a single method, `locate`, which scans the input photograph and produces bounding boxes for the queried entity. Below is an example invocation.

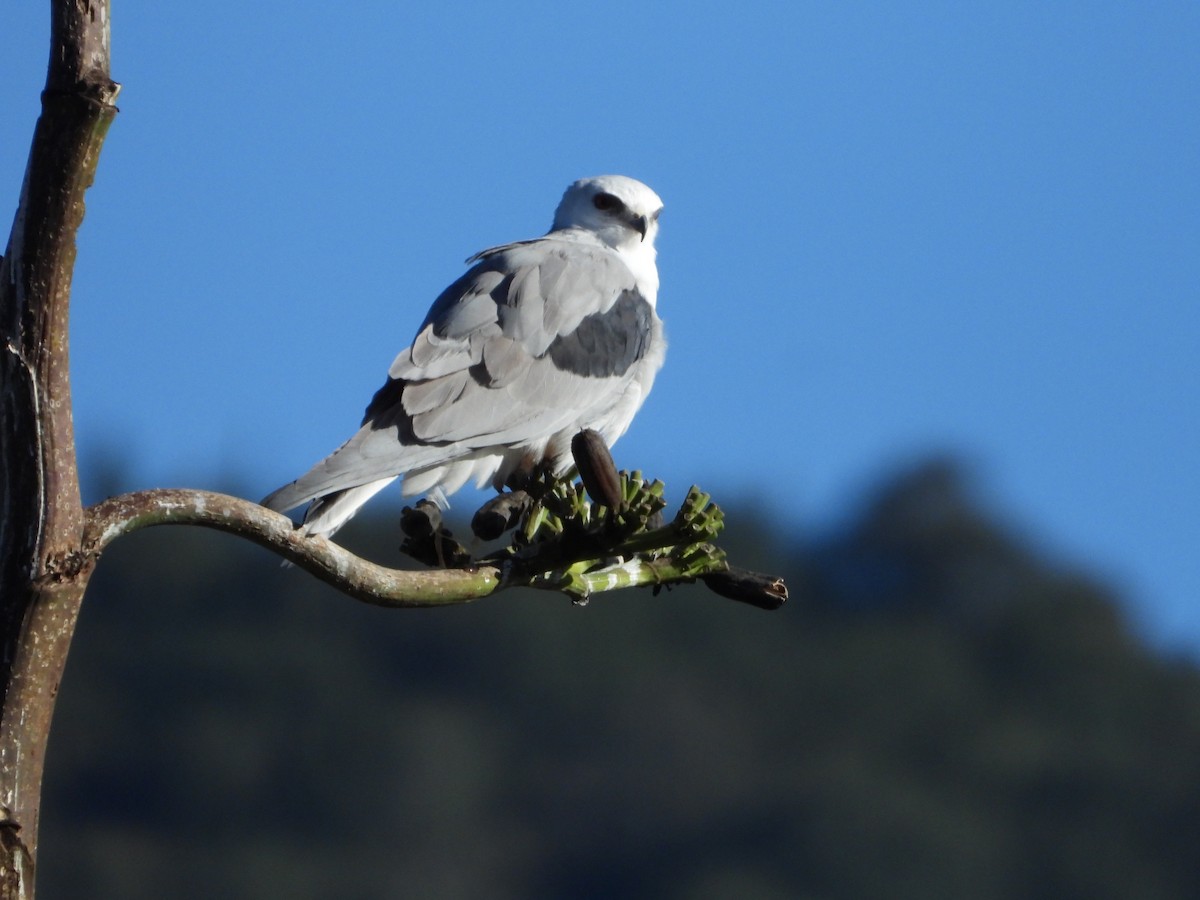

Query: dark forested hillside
[39,461,1200,899]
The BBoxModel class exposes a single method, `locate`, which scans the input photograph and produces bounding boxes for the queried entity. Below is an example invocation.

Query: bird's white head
[551,175,664,253]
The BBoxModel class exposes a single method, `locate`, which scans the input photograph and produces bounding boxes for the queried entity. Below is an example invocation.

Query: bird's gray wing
[391,239,653,442]
[262,237,656,512]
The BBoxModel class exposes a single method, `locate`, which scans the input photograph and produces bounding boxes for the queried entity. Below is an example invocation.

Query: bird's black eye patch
[592,192,624,212]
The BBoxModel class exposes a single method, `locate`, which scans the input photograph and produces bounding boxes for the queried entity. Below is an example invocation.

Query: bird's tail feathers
[296,476,398,539]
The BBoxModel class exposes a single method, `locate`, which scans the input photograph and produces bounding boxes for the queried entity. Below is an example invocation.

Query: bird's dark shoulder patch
[546,290,652,378]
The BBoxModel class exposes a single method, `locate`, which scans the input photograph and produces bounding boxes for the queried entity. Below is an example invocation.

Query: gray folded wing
[262,236,657,513]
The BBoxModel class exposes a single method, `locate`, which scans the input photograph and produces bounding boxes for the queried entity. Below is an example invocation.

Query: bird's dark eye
[592,192,623,212]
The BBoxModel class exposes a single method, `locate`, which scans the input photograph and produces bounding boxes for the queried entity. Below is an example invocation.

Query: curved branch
[82,488,771,610]
[83,490,502,607]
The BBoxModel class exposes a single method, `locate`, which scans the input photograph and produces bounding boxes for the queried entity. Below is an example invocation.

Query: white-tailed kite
[263,175,666,537]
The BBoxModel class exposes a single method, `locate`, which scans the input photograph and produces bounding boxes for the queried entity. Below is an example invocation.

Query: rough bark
[0,3,119,895]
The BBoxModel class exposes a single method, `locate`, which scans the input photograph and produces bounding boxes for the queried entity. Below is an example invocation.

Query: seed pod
[701,567,789,610]
[399,500,471,568]
[400,499,442,537]
[471,490,532,540]
[571,428,622,509]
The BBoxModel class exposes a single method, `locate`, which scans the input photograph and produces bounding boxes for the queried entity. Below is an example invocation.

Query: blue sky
[3,3,1197,648]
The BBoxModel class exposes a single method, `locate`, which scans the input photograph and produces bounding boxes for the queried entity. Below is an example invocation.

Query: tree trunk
[0,2,119,896]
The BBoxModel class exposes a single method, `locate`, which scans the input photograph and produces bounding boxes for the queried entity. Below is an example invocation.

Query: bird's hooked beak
[633,214,649,242]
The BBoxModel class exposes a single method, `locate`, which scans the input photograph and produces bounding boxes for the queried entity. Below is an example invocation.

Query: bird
[262,175,666,538]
